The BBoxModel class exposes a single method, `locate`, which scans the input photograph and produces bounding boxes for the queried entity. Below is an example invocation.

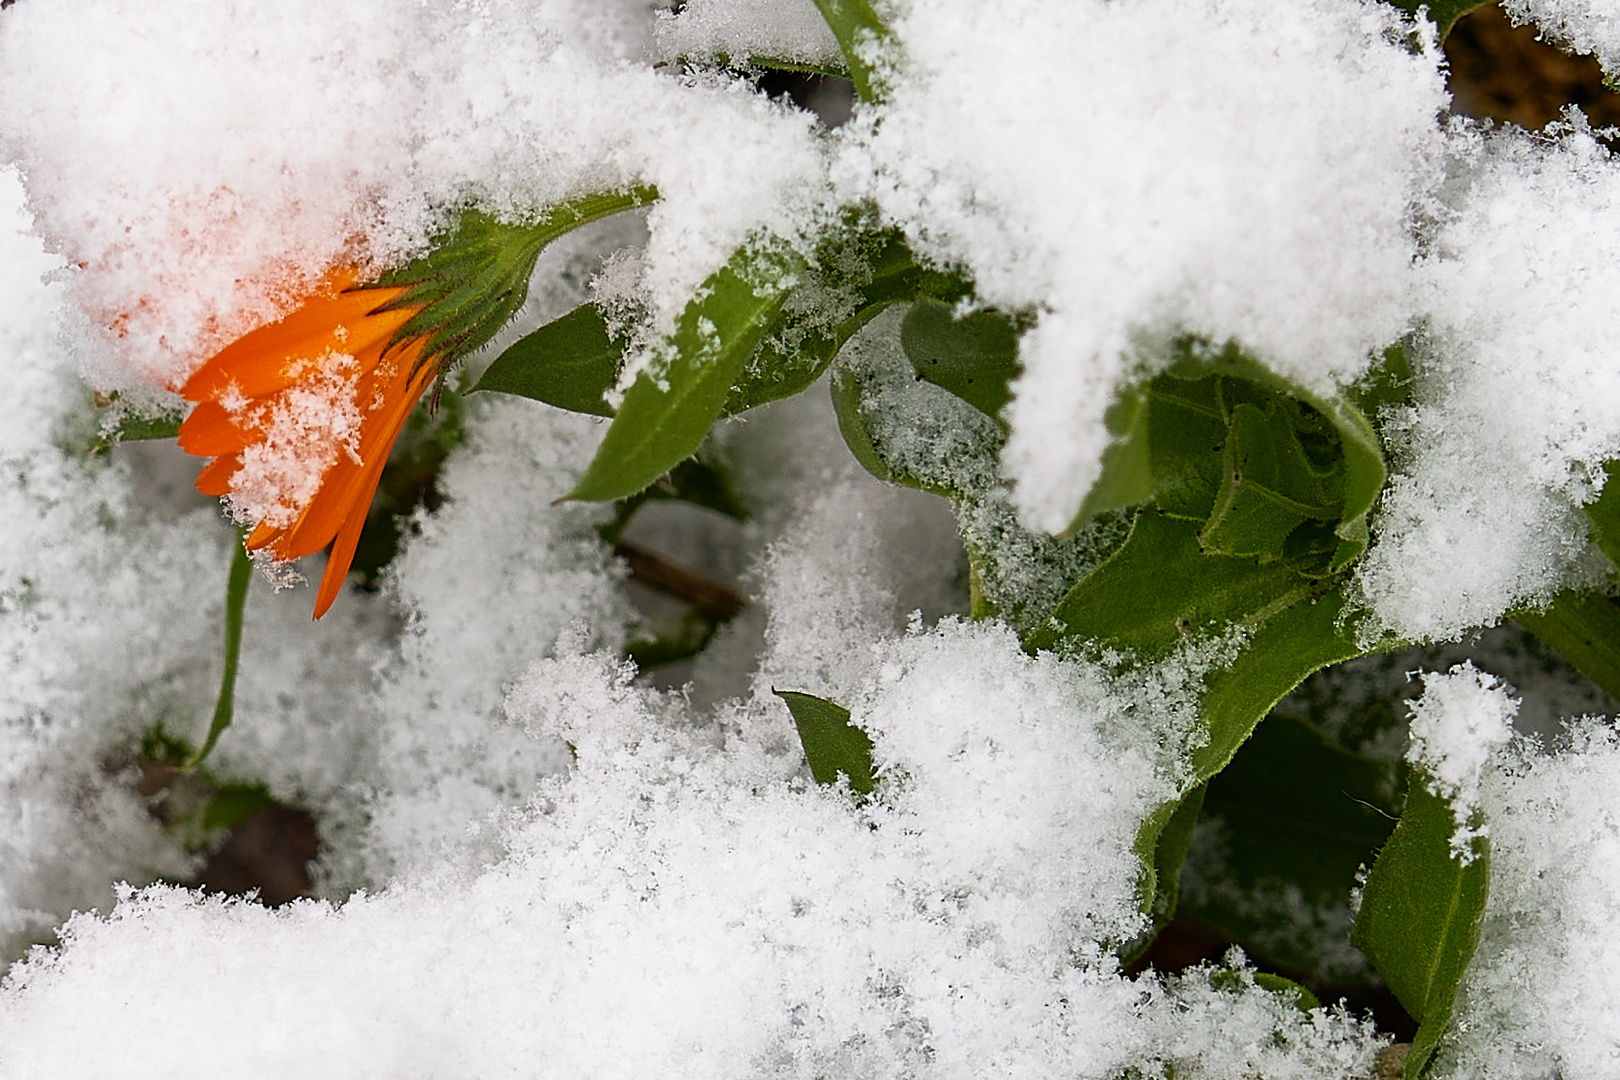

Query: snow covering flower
[177,267,434,617]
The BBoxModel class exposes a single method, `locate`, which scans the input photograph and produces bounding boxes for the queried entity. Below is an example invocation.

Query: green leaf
[807,0,894,104]
[1514,588,1620,702]
[1251,972,1322,1012]
[725,228,924,415]
[1379,0,1491,39]
[88,403,185,454]
[1124,783,1207,961]
[1024,509,1313,661]
[112,409,183,443]
[1069,384,1155,528]
[186,532,252,769]
[1185,713,1399,976]
[724,310,842,416]
[470,302,622,417]
[1345,342,1415,433]
[1583,461,1620,571]
[1145,374,1228,522]
[1167,340,1385,573]
[831,361,911,491]
[1193,583,1372,779]
[376,186,657,369]
[1027,511,1387,934]
[625,610,724,670]
[1199,398,1345,564]
[775,689,875,795]
[566,242,801,502]
[901,297,1022,424]
[1352,773,1489,1080]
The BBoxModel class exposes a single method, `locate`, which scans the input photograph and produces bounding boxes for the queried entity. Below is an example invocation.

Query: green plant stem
[187,532,252,769]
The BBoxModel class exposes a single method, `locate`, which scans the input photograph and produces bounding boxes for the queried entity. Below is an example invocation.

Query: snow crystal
[0,170,215,954]
[1406,663,1517,859]
[1448,720,1620,1079]
[656,0,843,69]
[1359,122,1620,641]
[839,0,1449,532]
[0,621,1381,1079]
[1503,0,1620,76]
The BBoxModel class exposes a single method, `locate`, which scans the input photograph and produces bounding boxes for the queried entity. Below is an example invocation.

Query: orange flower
[178,268,437,619]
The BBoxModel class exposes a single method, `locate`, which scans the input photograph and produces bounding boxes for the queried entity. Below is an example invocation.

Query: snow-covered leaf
[568,242,800,502]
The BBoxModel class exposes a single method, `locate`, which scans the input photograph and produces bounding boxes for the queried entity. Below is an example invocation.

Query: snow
[1449,719,1620,1079]
[656,0,843,69]
[0,622,1383,1080]
[1405,663,1517,860]
[1358,121,1620,641]
[839,0,1450,533]
[11,0,1620,1073]
[0,0,826,395]
[1504,0,1620,75]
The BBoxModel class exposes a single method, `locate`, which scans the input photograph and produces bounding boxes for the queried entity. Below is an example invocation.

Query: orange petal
[181,284,415,404]
[277,356,434,559]
[310,367,437,618]
[177,400,264,456]
[312,451,389,619]
[196,452,241,497]
[245,520,278,551]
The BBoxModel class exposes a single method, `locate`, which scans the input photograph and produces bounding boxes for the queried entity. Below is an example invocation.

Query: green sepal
[1352,771,1489,1080]
[566,241,803,503]
[375,186,657,370]
[775,689,876,796]
[471,302,623,417]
